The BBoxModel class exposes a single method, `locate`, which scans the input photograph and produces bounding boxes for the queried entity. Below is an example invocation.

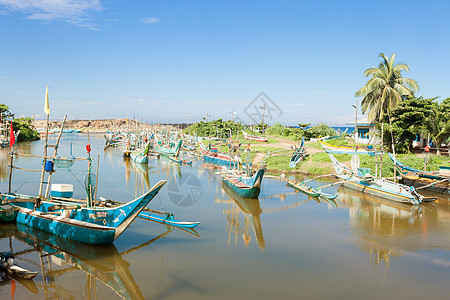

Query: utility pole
[206,112,211,123]
[260,104,267,133]
[230,109,235,122]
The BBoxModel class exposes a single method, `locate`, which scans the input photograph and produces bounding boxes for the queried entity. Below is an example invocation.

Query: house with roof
[345,118,380,144]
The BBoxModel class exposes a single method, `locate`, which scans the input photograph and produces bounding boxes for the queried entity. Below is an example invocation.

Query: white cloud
[0,0,103,30]
[141,17,159,24]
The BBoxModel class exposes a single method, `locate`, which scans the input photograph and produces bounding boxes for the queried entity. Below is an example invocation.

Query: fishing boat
[242,130,268,142]
[155,139,182,157]
[264,175,337,199]
[3,87,169,245]
[389,153,450,194]
[328,153,426,205]
[221,165,266,199]
[289,137,306,168]
[198,142,240,167]
[130,142,150,164]
[319,141,378,156]
[3,180,167,245]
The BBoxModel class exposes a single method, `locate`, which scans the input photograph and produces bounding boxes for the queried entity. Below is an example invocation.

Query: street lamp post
[352,100,358,145]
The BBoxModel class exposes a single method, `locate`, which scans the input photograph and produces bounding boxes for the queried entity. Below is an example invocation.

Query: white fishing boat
[328,154,428,205]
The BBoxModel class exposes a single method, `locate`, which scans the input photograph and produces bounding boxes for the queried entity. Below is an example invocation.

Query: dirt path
[265,135,323,154]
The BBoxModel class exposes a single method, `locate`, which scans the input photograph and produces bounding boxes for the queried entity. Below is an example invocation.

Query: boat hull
[401,175,449,194]
[222,179,261,199]
[130,152,148,164]
[319,141,378,155]
[6,180,167,245]
[338,175,419,204]
[15,207,118,245]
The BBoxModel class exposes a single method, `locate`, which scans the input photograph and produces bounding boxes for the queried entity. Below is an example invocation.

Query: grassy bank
[265,152,450,176]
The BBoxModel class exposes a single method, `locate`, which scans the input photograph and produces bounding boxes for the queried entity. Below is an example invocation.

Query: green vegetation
[185,118,243,137]
[13,117,40,142]
[379,96,450,154]
[265,122,337,141]
[1,104,40,143]
[264,150,450,177]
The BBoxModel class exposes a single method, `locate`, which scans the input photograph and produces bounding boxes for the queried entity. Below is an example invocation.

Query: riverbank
[250,137,450,176]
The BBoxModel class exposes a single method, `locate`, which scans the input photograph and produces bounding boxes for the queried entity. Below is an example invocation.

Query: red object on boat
[86,144,91,153]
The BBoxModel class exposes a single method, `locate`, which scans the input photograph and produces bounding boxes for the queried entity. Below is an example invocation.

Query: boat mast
[38,87,51,198]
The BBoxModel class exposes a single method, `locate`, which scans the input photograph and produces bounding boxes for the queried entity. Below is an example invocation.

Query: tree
[13,117,40,142]
[420,100,450,155]
[355,52,419,177]
[0,104,14,119]
[355,53,419,123]
[381,96,435,153]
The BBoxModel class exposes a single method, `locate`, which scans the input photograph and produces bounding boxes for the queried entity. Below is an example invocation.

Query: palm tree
[355,53,418,177]
[355,53,419,123]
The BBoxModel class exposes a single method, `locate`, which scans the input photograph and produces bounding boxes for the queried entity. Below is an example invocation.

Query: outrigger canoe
[2,180,167,245]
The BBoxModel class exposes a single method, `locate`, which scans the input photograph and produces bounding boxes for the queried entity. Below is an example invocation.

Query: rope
[67,168,86,189]
[12,168,36,193]
[102,172,135,197]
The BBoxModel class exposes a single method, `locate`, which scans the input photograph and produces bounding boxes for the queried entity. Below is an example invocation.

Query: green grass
[201,136,450,176]
[265,134,298,142]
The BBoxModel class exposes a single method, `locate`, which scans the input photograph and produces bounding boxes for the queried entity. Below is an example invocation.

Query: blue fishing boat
[155,139,182,157]
[130,142,151,164]
[198,142,240,167]
[4,88,170,244]
[221,165,266,199]
[3,180,167,245]
[289,137,306,168]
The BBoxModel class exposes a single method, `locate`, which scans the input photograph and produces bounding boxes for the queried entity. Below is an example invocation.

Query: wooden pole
[8,153,13,193]
[388,111,397,183]
[38,113,50,197]
[94,154,99,203]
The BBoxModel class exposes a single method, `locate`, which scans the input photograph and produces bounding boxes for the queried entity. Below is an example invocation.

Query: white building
[346,118,380,145]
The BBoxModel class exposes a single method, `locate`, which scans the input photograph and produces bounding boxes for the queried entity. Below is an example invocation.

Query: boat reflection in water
[0,222,185,299]
[217,183,266,250]
[335,185,442,269]
[216,181,331,250]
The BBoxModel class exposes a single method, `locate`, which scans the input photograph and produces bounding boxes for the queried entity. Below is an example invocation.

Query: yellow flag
[44,85,50,115]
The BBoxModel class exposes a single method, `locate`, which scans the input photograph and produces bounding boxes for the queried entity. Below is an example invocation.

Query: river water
[0,134,449,299]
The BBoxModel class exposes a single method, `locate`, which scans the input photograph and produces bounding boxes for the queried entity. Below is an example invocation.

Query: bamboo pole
[38,113,50,197]
[94,154,99,203]
[8,153,13,193]
[415,178,449,190]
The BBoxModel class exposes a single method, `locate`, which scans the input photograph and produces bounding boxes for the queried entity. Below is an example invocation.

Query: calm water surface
[1,134,450,299]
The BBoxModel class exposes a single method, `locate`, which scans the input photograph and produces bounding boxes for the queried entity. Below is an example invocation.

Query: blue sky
[1,0,450,126]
